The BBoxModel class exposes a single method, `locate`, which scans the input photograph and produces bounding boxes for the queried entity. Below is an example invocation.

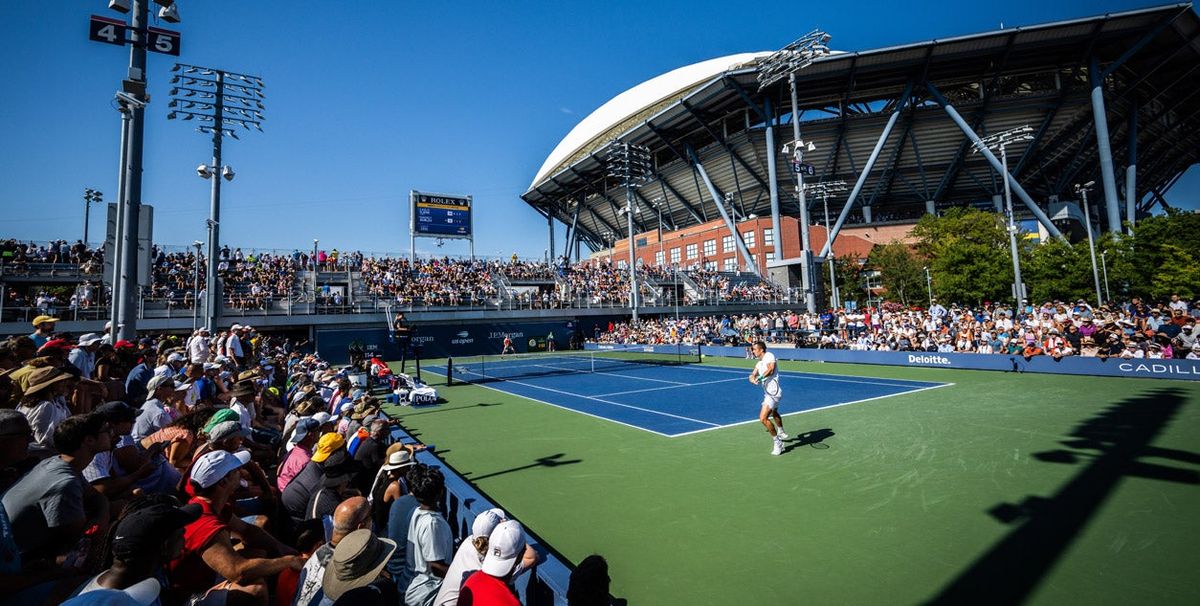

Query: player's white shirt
[755,351,781,401]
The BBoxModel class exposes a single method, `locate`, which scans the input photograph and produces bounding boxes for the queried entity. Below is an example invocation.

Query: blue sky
[1,0,1194,260]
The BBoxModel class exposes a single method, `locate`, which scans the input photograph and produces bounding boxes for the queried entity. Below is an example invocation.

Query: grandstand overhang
[523,3,1200,252]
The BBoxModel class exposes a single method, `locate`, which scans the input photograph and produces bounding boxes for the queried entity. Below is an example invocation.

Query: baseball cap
[311,433,346,463]
[166,352,186,363]
[111,502,202,560]
[481,520,527,577]
[289,417,320,445]
[31,315,58,326]
[145,375,177,393]
[61,579,161,606]
[190,449,252,489]
[207,420,247,443]
[95,401,138,425]
[311,412,333,426]
[471,508,507,538]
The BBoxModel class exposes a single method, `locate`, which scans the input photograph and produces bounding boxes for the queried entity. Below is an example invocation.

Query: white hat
[77,333,103,347]
[381,449,414,471]
[61,577,161,606]
[214,355,230,364]
[481,520,527,577]
[190,449,251,489]
[471,508,506,538]
[229,324,242,331]
[203,362,222,371]
[312,412,333,425]
[167,352,186,363]
[339,402,354,414]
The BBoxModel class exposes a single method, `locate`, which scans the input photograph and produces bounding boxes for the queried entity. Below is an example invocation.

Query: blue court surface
[426,355,951,437]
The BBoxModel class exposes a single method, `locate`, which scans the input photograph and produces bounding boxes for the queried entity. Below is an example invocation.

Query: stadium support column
[1125,105,1137,233]
[819,82,911,259]
[926,82,1068,243]
[117,0,150,342]
[691,148,757,276]
[764,99,782,265]
[1089,58,1122,233]
[547,213,555,263]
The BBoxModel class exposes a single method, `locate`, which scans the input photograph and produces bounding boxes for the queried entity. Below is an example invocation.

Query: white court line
[420,368,676,438]
[667,382,956,438]
[460,362,687,386]
[680,363,943,389]
[594,376,746,397]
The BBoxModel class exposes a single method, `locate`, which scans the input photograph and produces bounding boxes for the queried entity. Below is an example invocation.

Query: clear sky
[1,0,1195,260]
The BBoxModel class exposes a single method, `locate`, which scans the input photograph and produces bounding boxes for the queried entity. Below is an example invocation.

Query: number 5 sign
[89,15,180,56]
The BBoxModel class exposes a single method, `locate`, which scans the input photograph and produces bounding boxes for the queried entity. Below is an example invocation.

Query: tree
[867,242,925,306]
[911,208,1017,305]
[1147,245,1200,300]
[1022,237,1094,304]
[1124,210,1200,298]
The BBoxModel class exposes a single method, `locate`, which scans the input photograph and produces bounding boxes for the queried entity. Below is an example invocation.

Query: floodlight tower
[804,180,848,309]
[83,188,104,244]
[973,125,1034,307]
[1075,181,1104,307]
[168,63,265,330]
[605,141,653,323]
[757,29,832,313]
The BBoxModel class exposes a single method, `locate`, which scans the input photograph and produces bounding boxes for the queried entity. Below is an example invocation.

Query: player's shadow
[926,387,1199,605]
[464,452,583,482]
[783,428,834,453]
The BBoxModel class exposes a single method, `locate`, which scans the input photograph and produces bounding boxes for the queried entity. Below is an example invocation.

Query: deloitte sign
[908,354,952,366]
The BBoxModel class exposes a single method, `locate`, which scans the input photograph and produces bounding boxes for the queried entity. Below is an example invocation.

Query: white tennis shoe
[771,440,783,456]
[776,431,789,441]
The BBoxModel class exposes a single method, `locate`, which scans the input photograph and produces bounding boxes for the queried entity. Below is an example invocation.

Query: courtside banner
[584,343,1200,381]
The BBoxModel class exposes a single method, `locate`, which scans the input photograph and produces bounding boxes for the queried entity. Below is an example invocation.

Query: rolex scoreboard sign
[411,191,472,238]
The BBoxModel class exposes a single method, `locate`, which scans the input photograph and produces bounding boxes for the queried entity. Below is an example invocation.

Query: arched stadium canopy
[522,3,1200,254]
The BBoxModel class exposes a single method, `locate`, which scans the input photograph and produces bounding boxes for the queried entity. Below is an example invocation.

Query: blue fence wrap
[587,343,1200,381]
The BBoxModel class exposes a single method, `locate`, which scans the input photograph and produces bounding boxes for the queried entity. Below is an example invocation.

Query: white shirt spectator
[188,335,210,363]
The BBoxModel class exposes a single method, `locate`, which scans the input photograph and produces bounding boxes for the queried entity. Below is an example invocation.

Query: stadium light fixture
[605,140,653,324]
[804,180,849,308]
[170,63,264,331]
[157,3,180,23]
[1074,181,1103,307]
[973,125,1034,308]
[764,29,833,313]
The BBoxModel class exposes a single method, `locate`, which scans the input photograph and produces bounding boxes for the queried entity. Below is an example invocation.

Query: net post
[446,357,454,386]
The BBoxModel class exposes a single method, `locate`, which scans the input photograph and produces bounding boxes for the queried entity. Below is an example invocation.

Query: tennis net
[448,345,701,384]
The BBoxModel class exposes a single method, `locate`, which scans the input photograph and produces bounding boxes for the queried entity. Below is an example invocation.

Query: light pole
[1075,181,1104,307]
[973,125,1033,307]
[758,29,832,314]
[1100,251,1111,302]
[924,266,933,307]
[652,196,665,263]
[191,239,202,330]
[83,188,103,244]
[804,180,847,309]
[605,141,653,323]
[169,63,265,331]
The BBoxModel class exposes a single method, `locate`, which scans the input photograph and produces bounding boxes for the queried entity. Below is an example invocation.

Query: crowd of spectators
[593,296,1200,360]
[0,240,104,276]
[0,316,618,605]
[360,257,500,307]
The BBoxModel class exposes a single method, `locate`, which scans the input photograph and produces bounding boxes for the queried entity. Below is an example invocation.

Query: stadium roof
[523,3,1200,252]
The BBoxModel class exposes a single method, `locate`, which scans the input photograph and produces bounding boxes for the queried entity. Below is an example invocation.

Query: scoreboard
[411,191,472,238]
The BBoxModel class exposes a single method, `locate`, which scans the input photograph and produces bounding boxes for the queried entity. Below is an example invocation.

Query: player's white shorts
[760,391,781,411]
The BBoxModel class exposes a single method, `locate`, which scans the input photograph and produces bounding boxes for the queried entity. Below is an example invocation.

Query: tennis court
[425,348,949,436]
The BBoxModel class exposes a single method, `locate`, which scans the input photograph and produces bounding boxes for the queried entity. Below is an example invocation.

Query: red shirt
[166,497,233,599]
[458,571,520,606]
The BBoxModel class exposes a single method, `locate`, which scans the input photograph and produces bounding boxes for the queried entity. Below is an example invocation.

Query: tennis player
[749,340,788,455]
[501,335,516,356]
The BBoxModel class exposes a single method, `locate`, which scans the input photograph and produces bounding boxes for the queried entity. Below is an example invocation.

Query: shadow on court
[396,402,504,417]
[783,428,835,453]
[464,452,583,482]
[926,388,1199,605]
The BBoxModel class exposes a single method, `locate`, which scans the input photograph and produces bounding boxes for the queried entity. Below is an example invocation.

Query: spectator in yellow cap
[29,315,58,350]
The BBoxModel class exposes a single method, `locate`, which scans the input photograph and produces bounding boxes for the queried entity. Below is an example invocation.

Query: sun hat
[289,417,320,446]
[31,315,58,327]
[229,381,256,400]
[311,433,346,463]
[321,529,396,601]
[381,449,414,471]
[190,449,251,490]
[77,333,103,347]
[471,508,507,538]
[481,520,527,577]
[23,367,71,397]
